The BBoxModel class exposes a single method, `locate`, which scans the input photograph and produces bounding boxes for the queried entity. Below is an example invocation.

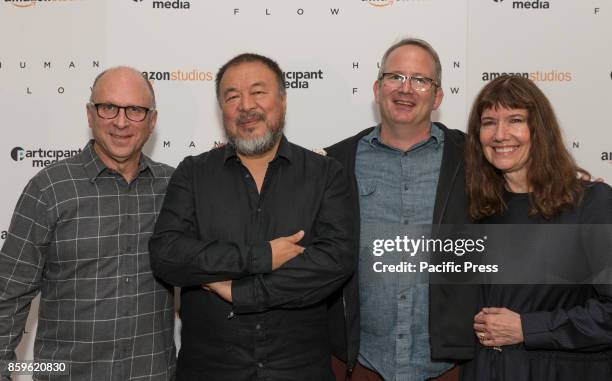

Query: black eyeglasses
[90,103,154,122]
[380,72,439,92]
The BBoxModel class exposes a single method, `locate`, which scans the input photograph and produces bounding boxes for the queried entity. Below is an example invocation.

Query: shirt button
[400,295,406,300]
[256,324,261,330]
[398,334,405,339]
[403,219,409,225]
[258,362,264,368]
[404,184,408,191]
[125,277,130,283]
[245,174,250,178]
[256,208,261,212]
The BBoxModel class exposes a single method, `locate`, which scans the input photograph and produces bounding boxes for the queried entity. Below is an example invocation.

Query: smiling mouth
[493,146,519,153]
[236,111,264,127]
[393,99,416,107]
[238,118,260,127]
[110,133,132,140]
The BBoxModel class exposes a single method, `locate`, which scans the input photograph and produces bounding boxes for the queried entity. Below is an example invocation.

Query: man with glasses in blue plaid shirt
[326,38,478,381]
[0,67,176,380]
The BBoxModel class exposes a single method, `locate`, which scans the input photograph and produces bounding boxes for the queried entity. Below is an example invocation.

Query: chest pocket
[358,180,377,197]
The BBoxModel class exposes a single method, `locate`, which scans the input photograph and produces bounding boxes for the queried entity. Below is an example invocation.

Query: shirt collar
[82,140,157,182]
[223,134,293,164]
[367,123,444,150]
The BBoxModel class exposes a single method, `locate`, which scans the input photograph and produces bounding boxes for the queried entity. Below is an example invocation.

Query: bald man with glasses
[0,66,176,380]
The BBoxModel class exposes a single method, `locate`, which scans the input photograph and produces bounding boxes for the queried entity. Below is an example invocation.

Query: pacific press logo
[11,146,82,167]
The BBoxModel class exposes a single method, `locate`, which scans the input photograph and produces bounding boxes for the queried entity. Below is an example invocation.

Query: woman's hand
[473,307,524,347]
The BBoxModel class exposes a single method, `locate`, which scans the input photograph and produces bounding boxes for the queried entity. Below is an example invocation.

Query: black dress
[461,182,612,381]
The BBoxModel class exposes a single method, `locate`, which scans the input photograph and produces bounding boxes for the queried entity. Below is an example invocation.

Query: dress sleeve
[522,182,612,352]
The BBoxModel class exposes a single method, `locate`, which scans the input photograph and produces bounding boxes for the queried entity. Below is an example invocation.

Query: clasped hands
[473,307,524,348]
[202,230,306,302]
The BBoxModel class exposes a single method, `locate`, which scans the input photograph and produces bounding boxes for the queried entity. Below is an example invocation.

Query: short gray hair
[378,38,442,87]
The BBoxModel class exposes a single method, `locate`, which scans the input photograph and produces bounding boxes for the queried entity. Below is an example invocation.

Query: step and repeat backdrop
[1,0,610,379]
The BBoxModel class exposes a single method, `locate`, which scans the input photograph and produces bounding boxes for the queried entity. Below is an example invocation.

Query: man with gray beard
[149,53,356,381]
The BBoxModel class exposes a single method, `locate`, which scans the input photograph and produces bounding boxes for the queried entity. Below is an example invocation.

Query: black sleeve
[149,156,272,287]
[231,161,357,313]
[522,182,612,352]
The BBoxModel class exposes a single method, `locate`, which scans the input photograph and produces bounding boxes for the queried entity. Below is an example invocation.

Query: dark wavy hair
[465,75,588,220]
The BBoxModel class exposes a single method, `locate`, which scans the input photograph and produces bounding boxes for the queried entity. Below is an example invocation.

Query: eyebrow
[480,113,526,120]
[388,71,430,77]
[222,82,268,98]
[222,87,239,98]
[249,81,267,89]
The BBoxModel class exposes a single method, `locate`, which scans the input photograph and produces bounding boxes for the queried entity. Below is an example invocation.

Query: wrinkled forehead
[220,62,281,92]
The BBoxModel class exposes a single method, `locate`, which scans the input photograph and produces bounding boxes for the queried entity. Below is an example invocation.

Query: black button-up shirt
[149,136,356,381]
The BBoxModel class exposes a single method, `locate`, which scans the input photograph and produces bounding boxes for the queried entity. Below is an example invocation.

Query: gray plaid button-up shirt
[0,141,176,380]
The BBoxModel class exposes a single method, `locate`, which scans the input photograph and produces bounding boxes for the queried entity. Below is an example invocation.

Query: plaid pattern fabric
[0,141,176,381]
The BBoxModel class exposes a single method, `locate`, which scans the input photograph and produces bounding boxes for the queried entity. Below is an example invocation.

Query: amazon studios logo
[363,0,429,7]
[5,0,83,8]
[11,146,82,167]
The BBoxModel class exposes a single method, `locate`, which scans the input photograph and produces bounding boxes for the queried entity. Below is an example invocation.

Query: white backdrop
[1,0,611,379]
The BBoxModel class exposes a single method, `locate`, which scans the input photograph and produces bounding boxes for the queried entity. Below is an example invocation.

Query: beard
[225,110,284,156]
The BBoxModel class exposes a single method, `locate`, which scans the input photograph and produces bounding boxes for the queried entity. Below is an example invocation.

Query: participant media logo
[492,0,550,9]
[10,147,25,161]
[131,0,191,10]
[283,69,324,89]
[10,146,82,167]
[152,0,190,9]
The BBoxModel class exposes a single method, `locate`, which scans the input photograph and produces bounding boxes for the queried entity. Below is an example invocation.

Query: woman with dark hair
[461,75,612,380]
